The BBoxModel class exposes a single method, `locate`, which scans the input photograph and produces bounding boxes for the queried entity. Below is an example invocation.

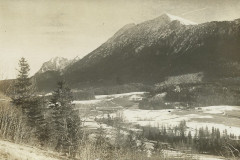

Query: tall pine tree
[12,57,32,111]
[50,81,82,156]
[12,58,48,144]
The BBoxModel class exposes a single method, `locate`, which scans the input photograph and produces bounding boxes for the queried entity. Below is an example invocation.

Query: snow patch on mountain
[164,13,197,25]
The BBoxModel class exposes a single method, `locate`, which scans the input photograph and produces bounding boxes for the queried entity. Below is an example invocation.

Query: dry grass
[76,141,200,160]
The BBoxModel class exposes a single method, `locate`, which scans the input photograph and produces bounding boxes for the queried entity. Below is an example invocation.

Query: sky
[0,0,240,79]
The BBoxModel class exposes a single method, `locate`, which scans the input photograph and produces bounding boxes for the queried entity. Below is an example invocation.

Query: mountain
[35,13,240,91]
[34,56,80,91]
[37,57,71,74]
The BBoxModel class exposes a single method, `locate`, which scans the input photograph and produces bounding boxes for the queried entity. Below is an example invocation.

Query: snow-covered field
[72,99,101,105]
[120,105,240,135]
[200,105,240,114]
[162,150,224,160]
[77,92,240,136]
[95,92,146,100]
[73,92,146,109]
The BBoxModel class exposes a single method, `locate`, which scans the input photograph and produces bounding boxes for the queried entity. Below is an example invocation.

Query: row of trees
[141,121,240,157]
[11,58,81,157]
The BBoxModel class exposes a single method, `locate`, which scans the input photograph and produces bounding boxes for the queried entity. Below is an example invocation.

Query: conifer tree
[12,57,32,111]
[12,58,48,144]
[50,81,82,156]
[28,96,50,144]
[187,131,192,144]
[179,120,187,139]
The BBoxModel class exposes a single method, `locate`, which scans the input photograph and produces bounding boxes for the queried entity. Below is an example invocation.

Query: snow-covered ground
[128,94,143,101]
[162,150,224,160]
[121,109,213,126]
[0,140,61,160]
[72,99,101,105]
[122,109,181,126]
[45,93,53,96]
[72,92,146,107]
[200,105,240,114]
[95,92,146,100]
[120,106,240,136]
[76,91,240,137]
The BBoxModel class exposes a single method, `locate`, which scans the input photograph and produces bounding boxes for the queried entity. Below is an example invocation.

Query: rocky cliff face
[38,57,71,74]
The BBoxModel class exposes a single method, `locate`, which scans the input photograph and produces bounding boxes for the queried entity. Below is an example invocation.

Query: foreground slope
[0,140,62,160]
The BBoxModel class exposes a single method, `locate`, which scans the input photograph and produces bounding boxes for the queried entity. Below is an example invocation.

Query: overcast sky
[0,0,240,79]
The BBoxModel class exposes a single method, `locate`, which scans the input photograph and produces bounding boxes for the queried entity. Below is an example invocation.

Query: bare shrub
[0,97,35,144]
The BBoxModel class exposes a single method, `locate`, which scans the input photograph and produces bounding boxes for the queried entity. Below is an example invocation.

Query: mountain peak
[50,56,67,62]
[157,13,197,25]
[38,57,70,74]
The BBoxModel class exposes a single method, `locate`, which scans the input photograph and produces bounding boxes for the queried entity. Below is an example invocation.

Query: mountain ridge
[34,14,240,91]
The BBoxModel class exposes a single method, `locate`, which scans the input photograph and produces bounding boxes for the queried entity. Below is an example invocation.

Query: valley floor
[76,92,240,160]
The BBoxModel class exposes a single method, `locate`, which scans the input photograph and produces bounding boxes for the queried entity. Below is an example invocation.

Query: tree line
[141,121,240,157]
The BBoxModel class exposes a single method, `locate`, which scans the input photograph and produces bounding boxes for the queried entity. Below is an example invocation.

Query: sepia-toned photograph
[0,0,240,159]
